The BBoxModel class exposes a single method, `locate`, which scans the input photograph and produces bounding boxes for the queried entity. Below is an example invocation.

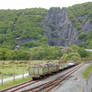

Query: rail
[21,64,82,92]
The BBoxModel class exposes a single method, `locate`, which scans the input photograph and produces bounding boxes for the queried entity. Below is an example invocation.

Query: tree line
[0,45,89,60]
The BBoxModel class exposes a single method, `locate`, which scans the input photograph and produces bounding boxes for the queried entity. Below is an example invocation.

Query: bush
[79,33,87,40]
[78,48,88,57]
[61,47,73,54]
[61,52,81,61]
[86,40,92,49]
[0,48,30,60]
[70,45,80,52]
[30,46,62,60]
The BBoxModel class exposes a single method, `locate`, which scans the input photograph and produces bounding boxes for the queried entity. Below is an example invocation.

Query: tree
[61,47,73,54]
[61,53,81,61]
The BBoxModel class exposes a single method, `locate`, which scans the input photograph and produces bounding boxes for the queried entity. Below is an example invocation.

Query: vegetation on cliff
[0,2,91,60]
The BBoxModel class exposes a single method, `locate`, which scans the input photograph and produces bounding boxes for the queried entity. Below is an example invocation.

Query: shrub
[79,33,87,40]
[78,48,88,57]
[61,47,73,54]
[61,52,81,61]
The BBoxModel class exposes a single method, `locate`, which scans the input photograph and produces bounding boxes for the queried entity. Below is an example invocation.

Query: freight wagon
[28,62,77,80]
[28,62,60,80]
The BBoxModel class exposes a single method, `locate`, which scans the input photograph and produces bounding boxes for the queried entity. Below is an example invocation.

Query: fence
[0,71,28,86]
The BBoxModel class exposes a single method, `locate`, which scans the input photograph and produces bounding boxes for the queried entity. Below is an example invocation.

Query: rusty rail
[0,64,81,92]
[0,80,39,92]
[21,64,82,92]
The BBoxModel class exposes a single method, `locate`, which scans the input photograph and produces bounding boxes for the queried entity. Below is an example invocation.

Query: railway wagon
[59,63,68,70]
[47,62,60,73]
[28,62,60,79]
[59,62,77,70]
[29,63,48,79]
[28,62,77,80]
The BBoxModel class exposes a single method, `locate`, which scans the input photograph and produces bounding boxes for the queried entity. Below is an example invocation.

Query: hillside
[0,2,92,49]
[0,8,47,49]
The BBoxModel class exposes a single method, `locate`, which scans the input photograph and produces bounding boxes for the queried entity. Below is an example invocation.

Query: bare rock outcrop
[42,8,79,46]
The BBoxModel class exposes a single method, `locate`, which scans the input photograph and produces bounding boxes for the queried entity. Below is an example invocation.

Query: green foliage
[0,8,47,49]
[78,30,92,48]
[70,45,88,58]
[61,52,81,61]
[82,64,92,79]
[11,50,30,60]
[0,46,63,60]
[79,42,86,48]
[65,2,92,48]
[86,40,92,49]
[69,45,80,52]
[21,41,41,48]
[61,47,73,54]
[0,48,30,60]
[90,19,92,23]
[0,4,91,49]
[29,46,62,60]
[79,33,87,40]
[85,30,92,48]
[78,48,88,57]
[0,45,89,60]
[87,30,92,39]
[0,4,91,60]
[66,2,92,31]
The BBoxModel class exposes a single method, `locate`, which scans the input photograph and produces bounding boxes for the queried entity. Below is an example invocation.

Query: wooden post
[13,72,15,81]
[23,69,24,79]
[1,73,4,86]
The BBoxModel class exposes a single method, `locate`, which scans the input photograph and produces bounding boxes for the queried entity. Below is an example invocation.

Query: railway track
[21,64,82,92]
[0,64,81,92]
[0,80,39,92]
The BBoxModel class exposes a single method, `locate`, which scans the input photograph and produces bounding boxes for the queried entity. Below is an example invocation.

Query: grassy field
[0,60,59,79]
[0,76,31,90]
[0,61,30,79]
[82,64,92,79]
[0,60,59,90]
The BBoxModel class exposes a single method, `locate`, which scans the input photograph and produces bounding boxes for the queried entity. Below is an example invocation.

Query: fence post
[23,69,24,79]
[13,72,15,82]
[1,73,4,86]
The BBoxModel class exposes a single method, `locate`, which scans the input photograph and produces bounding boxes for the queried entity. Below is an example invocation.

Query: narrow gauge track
[0,64,80,92]
[21,64,82,92]
[0,80,40,92]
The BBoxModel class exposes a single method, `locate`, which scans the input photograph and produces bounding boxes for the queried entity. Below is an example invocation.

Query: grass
[0,60,59,79]
[82,64,92,79]
[0,76,31,90]
[0,60,59,90]
[0,61,30,79]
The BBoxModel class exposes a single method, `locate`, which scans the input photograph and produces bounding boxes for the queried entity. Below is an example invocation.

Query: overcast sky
[0,0,92,9]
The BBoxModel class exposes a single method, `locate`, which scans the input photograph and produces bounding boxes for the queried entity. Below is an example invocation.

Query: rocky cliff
[42,8,79,46]
[42,6,92,47]
[0,2,92,49]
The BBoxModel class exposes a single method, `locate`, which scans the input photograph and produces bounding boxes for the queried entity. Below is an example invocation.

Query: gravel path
[53,64,89,92]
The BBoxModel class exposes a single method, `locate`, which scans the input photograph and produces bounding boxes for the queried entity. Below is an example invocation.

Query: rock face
[43,8,79,46]
[42,7,92,47]
[82,19,92,33]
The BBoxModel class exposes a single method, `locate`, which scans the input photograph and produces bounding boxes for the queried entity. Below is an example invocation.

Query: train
[28,61,77,80]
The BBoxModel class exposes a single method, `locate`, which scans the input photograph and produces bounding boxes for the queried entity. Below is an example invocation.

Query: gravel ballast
[53,64,89,92]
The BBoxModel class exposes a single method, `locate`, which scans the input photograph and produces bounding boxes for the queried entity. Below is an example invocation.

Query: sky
[0,0,92,9]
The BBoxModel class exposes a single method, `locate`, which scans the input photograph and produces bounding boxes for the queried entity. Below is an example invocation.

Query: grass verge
[0,76,31,90]
[0,60,58,79]
[82,64,92,79]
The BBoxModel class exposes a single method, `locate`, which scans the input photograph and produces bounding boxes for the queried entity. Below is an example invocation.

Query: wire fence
[0,71,28,86]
